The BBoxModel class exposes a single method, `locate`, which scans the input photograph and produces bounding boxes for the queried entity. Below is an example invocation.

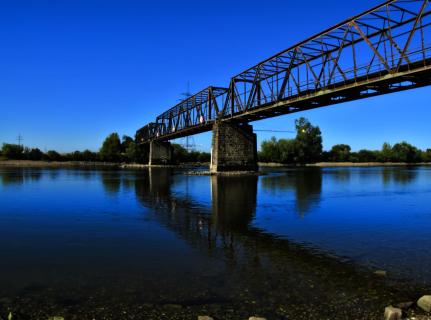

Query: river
[0,166,430,319]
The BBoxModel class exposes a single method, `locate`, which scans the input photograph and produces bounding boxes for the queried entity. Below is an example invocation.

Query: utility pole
[17,134,23,147]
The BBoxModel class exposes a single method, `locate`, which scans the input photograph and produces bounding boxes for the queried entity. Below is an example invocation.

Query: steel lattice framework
[137,0,431,143]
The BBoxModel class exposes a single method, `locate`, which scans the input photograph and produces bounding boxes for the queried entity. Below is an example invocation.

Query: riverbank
[259,161,431,167]
[0,160,119,168]
[1,159,431,169]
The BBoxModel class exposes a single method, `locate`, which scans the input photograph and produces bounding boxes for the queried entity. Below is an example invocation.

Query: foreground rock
[249,317,267,320]
[198,316,214,320]
[384,306,402,320]
[418,295,431,312]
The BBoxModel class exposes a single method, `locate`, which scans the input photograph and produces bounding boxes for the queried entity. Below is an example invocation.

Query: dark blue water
[0,166,430,319]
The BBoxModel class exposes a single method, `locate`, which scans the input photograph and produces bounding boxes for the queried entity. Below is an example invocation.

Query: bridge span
[136,0,431,172]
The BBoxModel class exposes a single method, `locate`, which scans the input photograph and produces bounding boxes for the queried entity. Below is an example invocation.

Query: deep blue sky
[1,0,430,152]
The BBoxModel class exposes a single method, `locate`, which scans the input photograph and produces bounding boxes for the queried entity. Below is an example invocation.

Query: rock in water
[417,295,431,312]
[198,317,214,320]
[384,306,402,320]
[249,317,267,320]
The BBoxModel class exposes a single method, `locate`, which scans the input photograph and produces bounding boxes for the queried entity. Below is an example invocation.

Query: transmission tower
[17,134,23,147]
[179,81,196,151]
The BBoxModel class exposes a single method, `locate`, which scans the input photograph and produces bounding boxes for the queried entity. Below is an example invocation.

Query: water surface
[0,166,430,319]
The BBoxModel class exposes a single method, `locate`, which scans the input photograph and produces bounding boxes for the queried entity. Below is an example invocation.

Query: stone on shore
[417,295,431,312]
[384,306,402,320]
[198,316,214,320]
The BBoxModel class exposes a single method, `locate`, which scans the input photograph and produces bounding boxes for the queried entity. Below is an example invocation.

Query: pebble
[374,270,387,277]
[48,317,64,320]
[417,295,431,312]
[384,306,402,320]
[198,316,214,320]
[249,317,267,320]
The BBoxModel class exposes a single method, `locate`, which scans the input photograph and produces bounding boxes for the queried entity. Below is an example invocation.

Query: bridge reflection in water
[132,168,423,319]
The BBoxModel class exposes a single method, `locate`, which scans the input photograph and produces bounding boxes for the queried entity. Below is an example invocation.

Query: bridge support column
[149,141,173,165]
[210,121,258,173]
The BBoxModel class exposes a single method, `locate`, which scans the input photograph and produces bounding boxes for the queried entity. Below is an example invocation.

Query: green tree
[45,150,62,161]
[121,135,134,153]
[124,143,137,163]
[380,142,393,162]
[391,141,421,163]
[278,138,297,163]
[329,144,351,162]
[1,143,24,159]
[422,149,431,162]
[100,133,122,162]
[260,137,281,163]
[82,149,98,161]
[27,148,44,160]
[355,149,379,162]
[294,117,322,163]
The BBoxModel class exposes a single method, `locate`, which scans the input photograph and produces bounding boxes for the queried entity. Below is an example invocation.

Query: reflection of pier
[133,168,415,315]
[211,175,257,233]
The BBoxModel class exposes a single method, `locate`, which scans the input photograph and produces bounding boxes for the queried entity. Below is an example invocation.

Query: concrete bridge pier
[210,121,258,173]
[149,141,173,165]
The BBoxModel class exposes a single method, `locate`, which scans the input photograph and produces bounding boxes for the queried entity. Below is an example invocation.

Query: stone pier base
[210,121,258,173]
[149,141,173,165]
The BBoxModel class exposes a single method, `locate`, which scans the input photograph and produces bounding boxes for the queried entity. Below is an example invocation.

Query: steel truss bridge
[137,0,431,143]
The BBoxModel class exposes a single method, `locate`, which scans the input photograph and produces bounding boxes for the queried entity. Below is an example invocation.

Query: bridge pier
[210,121,258,173]
[149,141,173,165]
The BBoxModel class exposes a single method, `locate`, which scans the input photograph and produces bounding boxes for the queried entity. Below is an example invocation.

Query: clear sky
[1,0,430,153]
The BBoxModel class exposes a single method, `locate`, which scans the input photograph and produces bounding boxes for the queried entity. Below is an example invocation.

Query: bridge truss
[137,0,431,143]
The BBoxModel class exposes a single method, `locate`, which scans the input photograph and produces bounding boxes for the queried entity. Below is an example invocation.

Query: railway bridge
[136,0,431,172]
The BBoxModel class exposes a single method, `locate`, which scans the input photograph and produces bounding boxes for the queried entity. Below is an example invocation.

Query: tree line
[0,133,210,164]
[259,117,431,164]
[2,120,430,164]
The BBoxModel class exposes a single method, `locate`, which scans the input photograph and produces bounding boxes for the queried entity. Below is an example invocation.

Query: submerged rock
[417,295,431,312]
[384,306,402,320]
